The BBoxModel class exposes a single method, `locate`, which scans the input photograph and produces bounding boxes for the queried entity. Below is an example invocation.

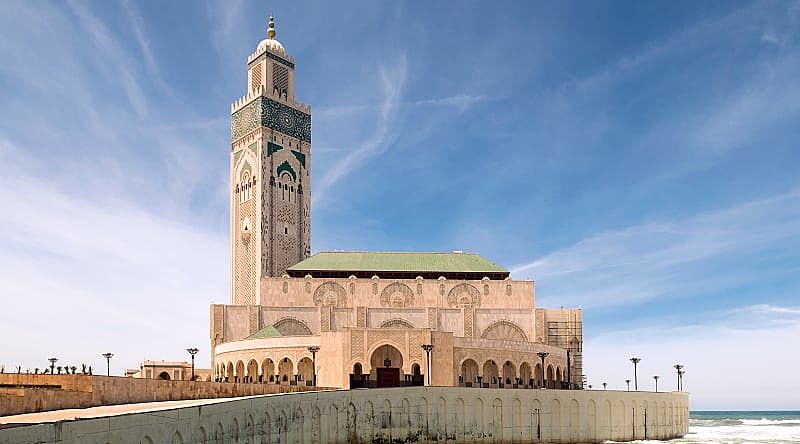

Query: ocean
[623,410,800,443]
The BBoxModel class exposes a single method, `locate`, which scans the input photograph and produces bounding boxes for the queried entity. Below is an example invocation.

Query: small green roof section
[288,251,508,274]
[246,325,283,339]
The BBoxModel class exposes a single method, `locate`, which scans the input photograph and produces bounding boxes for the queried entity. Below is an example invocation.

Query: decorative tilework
[313,281,347,307]
[291,150,306,168]
[356,307,367,328]
[267,142,283,156]
[248,142,258,156]
[464,308,474,337]
[249,51,295,70]
[447,283,481,308]
[276,160,297,181]
[273,63,289,96]
[231,97,311,143]
[351,330,364,358]
[379,282,414,308]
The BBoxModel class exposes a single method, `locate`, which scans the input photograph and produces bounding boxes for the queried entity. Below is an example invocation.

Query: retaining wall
[0,386,689,443]
[0,374,319,416]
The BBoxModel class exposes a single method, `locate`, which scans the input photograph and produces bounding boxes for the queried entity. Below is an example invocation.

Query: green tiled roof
[246,325,283,339]
[287,251,507,274]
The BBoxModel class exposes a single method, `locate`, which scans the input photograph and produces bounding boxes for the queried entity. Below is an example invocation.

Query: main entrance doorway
[377,368,400,388]
[370,344,404,388]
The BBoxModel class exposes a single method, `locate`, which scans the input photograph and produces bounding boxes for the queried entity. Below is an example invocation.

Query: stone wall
[0,374,320,417]
[0,387,689,443]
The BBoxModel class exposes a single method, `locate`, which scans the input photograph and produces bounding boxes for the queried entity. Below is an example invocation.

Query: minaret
[230,16,312,305]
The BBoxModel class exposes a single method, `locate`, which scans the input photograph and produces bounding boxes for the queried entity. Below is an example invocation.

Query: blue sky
[0,1,798,409]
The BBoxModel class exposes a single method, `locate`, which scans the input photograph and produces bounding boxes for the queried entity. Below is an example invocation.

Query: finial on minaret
[267,14,276,39]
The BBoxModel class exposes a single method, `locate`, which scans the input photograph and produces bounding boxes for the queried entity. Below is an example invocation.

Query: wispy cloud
[315,94,494,118]
[120,0,171,96]
[313,55,408,204]
[66,0,149,117]
[512,189,800,307]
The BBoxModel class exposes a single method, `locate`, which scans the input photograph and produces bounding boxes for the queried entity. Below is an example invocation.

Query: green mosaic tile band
[231,97,311,143]
[267,142,283,156]
[248,51,295,69]
[291,149,306,168]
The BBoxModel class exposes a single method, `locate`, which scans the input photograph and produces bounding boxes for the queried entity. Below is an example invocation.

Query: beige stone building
[212,17,583,391]
[126,361,211,382]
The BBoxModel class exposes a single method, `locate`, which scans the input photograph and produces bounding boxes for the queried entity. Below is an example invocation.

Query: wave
[692,418,800,427]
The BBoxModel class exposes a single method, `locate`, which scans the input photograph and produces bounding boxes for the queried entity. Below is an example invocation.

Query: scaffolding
[547,321,583,388]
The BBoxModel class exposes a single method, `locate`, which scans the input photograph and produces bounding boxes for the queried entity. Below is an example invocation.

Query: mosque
[210,17,583,391]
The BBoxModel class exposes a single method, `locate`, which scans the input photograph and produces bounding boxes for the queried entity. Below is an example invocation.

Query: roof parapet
[231,85,311,115]
[247,45,295,65]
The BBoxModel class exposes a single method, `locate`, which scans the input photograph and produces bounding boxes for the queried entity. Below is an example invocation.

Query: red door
[376,368,400,388]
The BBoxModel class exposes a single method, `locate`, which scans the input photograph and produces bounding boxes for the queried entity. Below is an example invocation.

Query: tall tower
[230,16,311,305]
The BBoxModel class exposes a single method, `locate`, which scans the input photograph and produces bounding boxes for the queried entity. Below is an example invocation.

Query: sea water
[619,411,800,444]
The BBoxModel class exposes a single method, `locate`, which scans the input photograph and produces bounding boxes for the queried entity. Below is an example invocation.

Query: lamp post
[653,375,659,392]
[421,344,434,385]
[629,357,641,391]
[307,346,320,386]
[625,379,630,391]
[536,352,549,388]
[48,357,58,375]
[674,364,683,391]
[102,353,113,376]
[186,348,199,381]
[678,369,685,391]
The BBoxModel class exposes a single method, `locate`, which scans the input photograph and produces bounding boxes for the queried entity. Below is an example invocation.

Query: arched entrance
[158,371,171,380]
[520,362,533,387]
[279,358,294,385]
[350,362,364,388]
[370,344,404,388]
[483,360,499,386]
[502,360,516,386]
[297,357,313,386]
[461,359,479,387]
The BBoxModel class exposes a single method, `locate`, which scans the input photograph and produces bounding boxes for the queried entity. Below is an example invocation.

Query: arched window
[240,172,252,203]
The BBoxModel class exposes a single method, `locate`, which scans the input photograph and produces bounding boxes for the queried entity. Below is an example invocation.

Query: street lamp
[536,352,549,388]
[653,375,659,392]
[625,379,631,391]
[307,346,320,386]
[186,348,199,381]
[678,369,686,391]
[48,357,58,375]
[421,344,434,385]
[674,364,683,391]
[102,353,114,376]
[629,357,641,391]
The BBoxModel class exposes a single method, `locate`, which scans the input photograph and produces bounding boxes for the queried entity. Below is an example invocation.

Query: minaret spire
[267,14,276,39]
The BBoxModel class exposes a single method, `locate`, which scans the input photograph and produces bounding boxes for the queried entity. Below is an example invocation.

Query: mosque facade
[211,17,583,391]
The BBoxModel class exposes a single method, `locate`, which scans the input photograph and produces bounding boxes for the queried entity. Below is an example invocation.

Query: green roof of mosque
[245,325,283,339]
[287,251,508,274]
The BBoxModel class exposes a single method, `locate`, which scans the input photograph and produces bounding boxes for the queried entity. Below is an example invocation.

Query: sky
[0,0,798,410]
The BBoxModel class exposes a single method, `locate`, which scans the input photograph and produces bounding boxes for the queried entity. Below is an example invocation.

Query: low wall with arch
[0,387,689,443]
